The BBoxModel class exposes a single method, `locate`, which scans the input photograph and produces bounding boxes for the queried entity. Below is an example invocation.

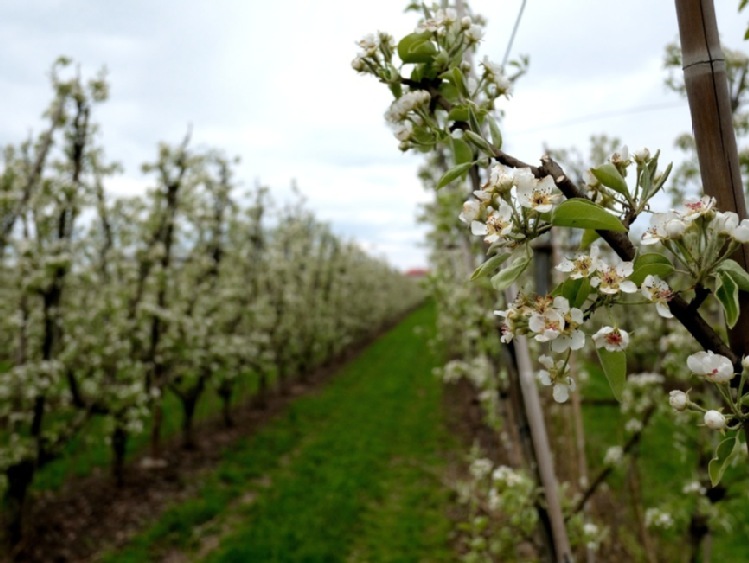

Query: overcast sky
[1,1,746,269]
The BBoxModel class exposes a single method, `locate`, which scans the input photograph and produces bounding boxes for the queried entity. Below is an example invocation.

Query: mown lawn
[105,303,456,562]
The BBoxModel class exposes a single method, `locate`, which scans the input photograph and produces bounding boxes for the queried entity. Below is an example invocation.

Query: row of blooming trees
[355,1,749,561]
[0,58,425,547]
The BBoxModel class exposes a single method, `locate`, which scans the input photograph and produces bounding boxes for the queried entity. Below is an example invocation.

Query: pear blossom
[459,199,481,224]
[484,163,514,193]
[687,351,734,383]
[704,410,726,430]
[550,299,585,353]
[469,457,493,479]
[528,308,564,342]
[516,175,560,214]
[610,145,629,164]
[351,56,366,72]
[733,219,749,243]
[470,202,514,244]
[682,195,716,222]
[714,211,749,243]
[357,33,379,56]
[592,326,629,352]
[668,390,689,411]
[625,418,642,433]
[590,259,637,295]
[645,508,674,529]
[556,246,602,279]
[604,445,623,465]
[640,275,674,318]
[641,212,686,245]
[537,354,575,403]
[528,297,569,342]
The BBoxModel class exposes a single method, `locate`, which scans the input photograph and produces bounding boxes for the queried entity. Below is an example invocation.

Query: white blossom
[668,390,689,411]
[516,175,560,214]
[687,351,734,383]
[537,354,575,403]
[604,446,623,465]
[641,275,674,318]
[704,410,726,430]
[590,259,637,295]
[592,326,629,352]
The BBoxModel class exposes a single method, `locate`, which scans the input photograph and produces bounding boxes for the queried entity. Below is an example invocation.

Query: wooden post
[674,0,749,447]
[674,0,749,357]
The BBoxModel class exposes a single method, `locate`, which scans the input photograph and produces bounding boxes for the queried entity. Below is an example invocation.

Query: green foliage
[436,161,474,188]
[630,253,675,286]
[715,270,740,328]
[591,162,629,196]
[551,199,627,232]
[595,348,627,402]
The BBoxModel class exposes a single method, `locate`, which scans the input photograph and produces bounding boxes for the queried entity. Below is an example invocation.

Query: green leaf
[551,199,627,232]
[471,253,511,280]
[596,348,627,402]
[630,253,674,286]
[709,433,739,487]
[447,106,470,122]
[440,67,468,97]
[552,277,592,309]
[463,130,496,156]
[590,163,629,196]
[397,33,437,64]
[717,259,749,292]
[491,254,531,291]
[439,82,460,102]
[467,106,482,136]
[716,270,740,328]
[436,162,474,189]
[451,137,473,166]
[486,116,502,149]
[580,229,599,249]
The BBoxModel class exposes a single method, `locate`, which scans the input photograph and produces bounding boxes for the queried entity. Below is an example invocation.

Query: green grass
[104,303,455,562]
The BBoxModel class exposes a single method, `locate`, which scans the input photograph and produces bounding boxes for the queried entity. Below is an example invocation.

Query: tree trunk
[150,400,164,459]
[181,394,199,450]
[112,424,127,488]
[3,459,35,547]
[218,386,234,427]
[254,371,268,410]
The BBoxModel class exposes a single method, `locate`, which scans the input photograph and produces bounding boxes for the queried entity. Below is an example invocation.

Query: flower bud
[668,390,688,411]
[704,410,726,430]
[743,355,749,370]
[633,147,650,163]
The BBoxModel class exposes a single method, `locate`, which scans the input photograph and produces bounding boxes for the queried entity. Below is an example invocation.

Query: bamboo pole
[507,287,573,563]
[674,0,749,448]
[674,0,749,356]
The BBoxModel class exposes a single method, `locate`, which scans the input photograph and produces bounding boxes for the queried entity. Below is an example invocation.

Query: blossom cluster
[460,163,560,248]
[642,195,749,281]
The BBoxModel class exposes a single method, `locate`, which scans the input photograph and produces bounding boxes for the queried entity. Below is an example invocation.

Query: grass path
[105,303,457,562]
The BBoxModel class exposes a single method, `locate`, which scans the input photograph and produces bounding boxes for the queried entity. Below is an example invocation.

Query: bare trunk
[3,460,35,548]
[112,424,127,488]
